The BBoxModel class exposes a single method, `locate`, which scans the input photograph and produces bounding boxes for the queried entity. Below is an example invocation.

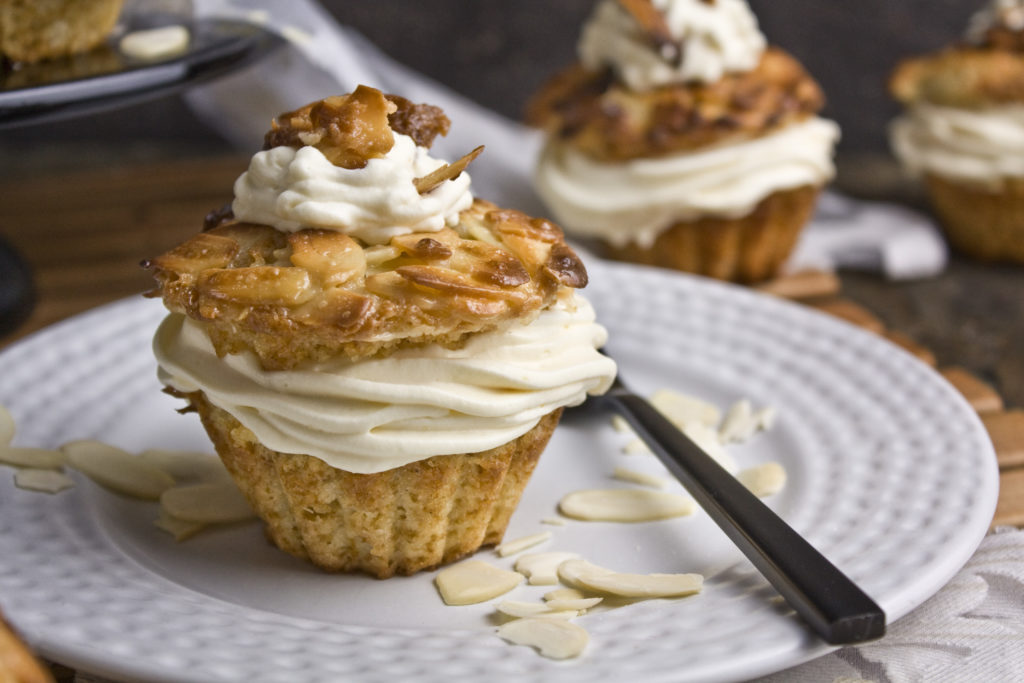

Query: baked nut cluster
[525,49,824,161]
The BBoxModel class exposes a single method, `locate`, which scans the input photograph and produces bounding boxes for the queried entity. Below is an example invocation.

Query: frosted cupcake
[146,87,616,578]
[890,0,1024,263]
[527,0,839,283]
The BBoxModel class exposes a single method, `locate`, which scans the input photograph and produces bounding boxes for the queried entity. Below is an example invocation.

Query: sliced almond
[736,462,787,498]
[497,617,589,660]
[650,390,721,430]
[754,405,777,431]
[137,449,231,483]
[119,25,190,61]
[540,517,566,526]
[718,399,755,444]
[160,481,255,524]
[558,489,695,522]
[62,440,175,500]
[682,423,737,474]
[13,468,74,494]
[495,601,578,620]
[154,507,207,542]
[515,552,581,586]
[0,404,13,445]
[545,596,603,611]
[612,466,670,489]
[558,559,703,598]
[616,0,676,56]
[622,438,651,455]
[413,145,483,194]
[544,588,588,602]
[611,415,632,433]
[0,446,66,470]
[435,560,523,606]
[495,531,552,558]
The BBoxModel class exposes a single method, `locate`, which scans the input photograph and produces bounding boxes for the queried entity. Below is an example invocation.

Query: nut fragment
[137,449,231,483]
[495,601,579,620]
[62,440,175,500]
[434,560,523,606]
[497,617,589,660]
[154,507,207,542]
[558,559,703,598]
[650,390,721,430]
[413,145,483,194]
[13,469,74,494]
[736,462,787,498]
[160,482,256,524]
[0,447,65,470]
[558,488,695,522]
[515,552,581,585]
[495,531,552,558]
[0,404,13,445]
[612,466,670,489]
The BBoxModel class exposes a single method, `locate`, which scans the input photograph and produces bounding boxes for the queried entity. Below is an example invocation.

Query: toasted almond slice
[612,466,670,489]
[545,596,603,611]
[495,601,578,620]
[154,507,207,542]
[650,389,721,429]
[160,482,255,524]
[558,489,695,522]
[137,449,231,483]
[413,145,483,194]
[495,531,552,558]
[515,552,581,586]
[62,440,175,500]
[13,468,74,494]
[0,405,13,446]
[544,588,588,602]
[435,560,523,606]
[558,559,703,598]
[0,446,66,470]
[736,462,787,498]
[363,245,402,267]
[497,617,589,660]
[616,0,674,48]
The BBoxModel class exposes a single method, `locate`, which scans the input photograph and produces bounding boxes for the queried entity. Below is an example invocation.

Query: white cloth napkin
[187,0,948,280]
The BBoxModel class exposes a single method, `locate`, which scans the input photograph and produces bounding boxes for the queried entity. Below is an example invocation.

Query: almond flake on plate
[13,468,74,494]
[154,507,207,542]
[736,462,787,498]
[649,389,721,429]
[435,560,523,606]
[515,552,581,585]
[497,617,589,660]
[62,440,175,500]
[558,488,695,522]
[0,446,65,470]
[612,466,670,489]
[160,481,255,524]
[137,449,231,483]
[495,531,552,557]
[495,601,578,620]
[558,559,703,598]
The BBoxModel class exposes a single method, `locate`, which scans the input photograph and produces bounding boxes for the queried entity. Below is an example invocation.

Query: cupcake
[526,0,839,283]
[146,86,616,578]
[890,0,1024,263]
[0,0,124,63]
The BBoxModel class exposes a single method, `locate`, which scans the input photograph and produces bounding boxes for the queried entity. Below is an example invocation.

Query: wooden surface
[0,156,1021,529]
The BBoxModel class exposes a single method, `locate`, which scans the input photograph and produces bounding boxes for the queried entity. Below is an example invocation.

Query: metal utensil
[596,375,886,645]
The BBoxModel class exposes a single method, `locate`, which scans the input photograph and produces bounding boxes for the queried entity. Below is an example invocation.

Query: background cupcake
[147,87,616,578]
[890,0,1024,264]
[526,0,840,283]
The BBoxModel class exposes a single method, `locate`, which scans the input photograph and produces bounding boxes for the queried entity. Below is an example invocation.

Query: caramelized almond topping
[384,94,452,147]
[413,145,484,194]
[616,0,680,62]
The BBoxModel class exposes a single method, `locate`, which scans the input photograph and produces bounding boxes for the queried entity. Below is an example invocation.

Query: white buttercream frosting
[534,117,839,248]
[890,103,1024,188]
[231,132,474,245]
[154,293,617,474]
[578,0,766,91]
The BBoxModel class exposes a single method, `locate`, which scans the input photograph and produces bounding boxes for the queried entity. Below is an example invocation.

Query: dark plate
[0,14,285,128]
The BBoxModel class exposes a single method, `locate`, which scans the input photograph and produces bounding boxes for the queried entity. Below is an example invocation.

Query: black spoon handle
[604,384,886,645]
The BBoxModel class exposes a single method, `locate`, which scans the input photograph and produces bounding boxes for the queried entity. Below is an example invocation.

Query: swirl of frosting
[154,293,617,474]
[534,117,839,248]
[578,0,766,91]
[966,0,1024,44]
[231,132,474,245]
[890,103,1024,187]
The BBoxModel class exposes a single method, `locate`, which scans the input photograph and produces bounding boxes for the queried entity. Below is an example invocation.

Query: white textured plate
[0,261,997,683]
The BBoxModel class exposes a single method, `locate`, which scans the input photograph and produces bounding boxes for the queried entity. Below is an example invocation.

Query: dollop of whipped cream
[154,293,617,474]
[231,131,474,245]
[535,117,839,248]
[578,0,766,91]
[890,103,1024,188]
[966,0,1024,44]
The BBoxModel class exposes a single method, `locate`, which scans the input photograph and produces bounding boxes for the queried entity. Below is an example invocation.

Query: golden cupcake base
[604,185,820,284]
[926,174,1024,264]
[187,391,560,578]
